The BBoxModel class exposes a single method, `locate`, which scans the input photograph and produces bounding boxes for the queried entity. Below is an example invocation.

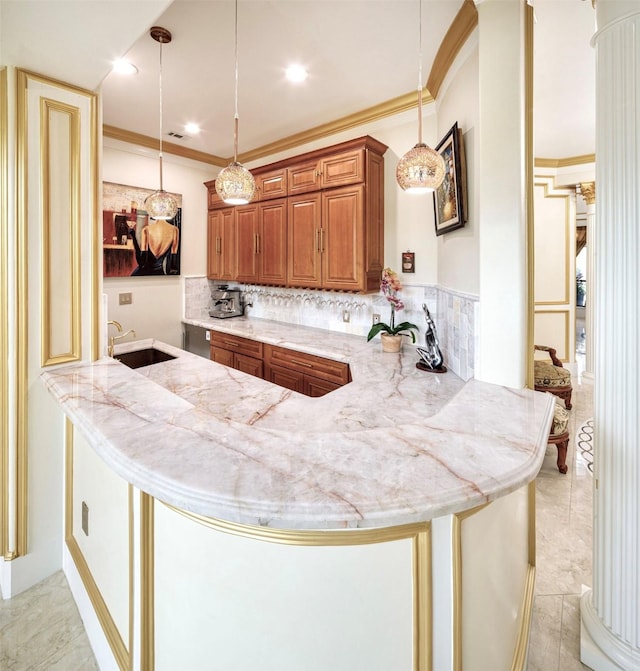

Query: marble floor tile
[0,571,98,671]
[528,374,594,671]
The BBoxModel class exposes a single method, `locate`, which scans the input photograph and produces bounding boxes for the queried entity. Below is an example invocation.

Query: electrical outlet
[119,292,132,306]
[205,330,211,341]
[342,310,350,323]
[372,314,381,325]
[82,501,89,536]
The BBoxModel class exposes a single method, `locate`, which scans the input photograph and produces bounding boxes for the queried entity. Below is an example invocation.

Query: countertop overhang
[42,317,555,530]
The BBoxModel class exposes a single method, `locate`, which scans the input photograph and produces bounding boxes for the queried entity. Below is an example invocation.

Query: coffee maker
[209,286,244,319]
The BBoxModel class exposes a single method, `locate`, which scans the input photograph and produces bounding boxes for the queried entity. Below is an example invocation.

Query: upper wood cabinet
[207,208,236,281]
[235,199,287,285]
[287,148,365,195]
[254,168,287,201]
[205,135,387,292]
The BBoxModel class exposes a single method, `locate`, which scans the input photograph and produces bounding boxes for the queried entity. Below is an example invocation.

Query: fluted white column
[581,183,595,382]
[580,4,640,670]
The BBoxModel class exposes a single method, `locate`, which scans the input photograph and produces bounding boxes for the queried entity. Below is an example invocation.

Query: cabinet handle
[316,229,321,253]
[216,237,221,254]
[255,233,260,255]
[320,229,324,253]
[290,358,313,368]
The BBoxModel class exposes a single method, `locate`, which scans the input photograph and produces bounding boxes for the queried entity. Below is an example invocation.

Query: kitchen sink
[115,348,176,369]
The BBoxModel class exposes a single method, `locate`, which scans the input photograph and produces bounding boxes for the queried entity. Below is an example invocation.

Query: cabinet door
[264,364,304,393]
[210,345,234,367]
[303,375,341,398]
[207,208,236,280]
[256,168,287,201]
[320,149,364,189]
[259,199,287,285]
[234,353,263,379]
[235,204,260,282]
[287,193,322,288]
[321,185,364,291]
[287,161,321,195]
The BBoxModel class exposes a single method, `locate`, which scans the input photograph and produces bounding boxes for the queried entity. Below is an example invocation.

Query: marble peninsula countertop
[42,317,555,530]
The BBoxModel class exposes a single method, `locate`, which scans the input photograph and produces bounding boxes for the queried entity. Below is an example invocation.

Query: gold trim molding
[526,2,535,390]
[427,0,478,99]
[141,492,155,671]
[0,67,9,559]
[535,154,595,169]
[40,98,81,367]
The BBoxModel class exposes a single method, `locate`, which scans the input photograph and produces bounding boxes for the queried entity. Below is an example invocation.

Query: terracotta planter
[381,333,403,353]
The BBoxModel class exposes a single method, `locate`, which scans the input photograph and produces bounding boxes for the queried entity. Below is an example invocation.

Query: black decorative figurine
[416,304,447,373]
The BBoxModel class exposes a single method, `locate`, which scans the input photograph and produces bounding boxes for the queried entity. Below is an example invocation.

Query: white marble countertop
[42,317,555,530]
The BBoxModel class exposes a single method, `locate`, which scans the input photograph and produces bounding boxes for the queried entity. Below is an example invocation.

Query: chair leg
[564,388,573,410]
[556,438,569,474]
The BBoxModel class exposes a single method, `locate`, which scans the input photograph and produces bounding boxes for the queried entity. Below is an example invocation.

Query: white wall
[435,37,480,296]
[102,142,214,348]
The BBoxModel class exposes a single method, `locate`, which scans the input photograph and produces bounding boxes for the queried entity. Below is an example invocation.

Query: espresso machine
[209,286,244,319]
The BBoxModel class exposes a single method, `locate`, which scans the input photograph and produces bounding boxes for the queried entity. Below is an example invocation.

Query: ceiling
[2,0,596,166]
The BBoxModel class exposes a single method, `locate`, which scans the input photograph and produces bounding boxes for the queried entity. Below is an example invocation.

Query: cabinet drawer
[210,331,263,359]
[264,344,350,385]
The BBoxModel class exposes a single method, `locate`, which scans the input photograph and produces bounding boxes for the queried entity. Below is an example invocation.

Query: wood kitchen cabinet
[236,199,287,285]
[286,147,365,196]
[210,331,264,379]
[207,208,236,280]
[255,167,287,201]
[287,185,367,291]
[263,344,351,397]
[205,135,386,293]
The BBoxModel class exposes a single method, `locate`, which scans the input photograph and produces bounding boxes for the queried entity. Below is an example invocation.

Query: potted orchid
[367,268,419,352]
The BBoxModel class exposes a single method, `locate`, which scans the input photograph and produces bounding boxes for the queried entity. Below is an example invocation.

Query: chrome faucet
[107,320,136,357]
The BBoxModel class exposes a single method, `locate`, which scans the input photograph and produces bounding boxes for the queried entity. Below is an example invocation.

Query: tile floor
[527,357,593,670]
[0,372,594,671]
[0,570,98,670]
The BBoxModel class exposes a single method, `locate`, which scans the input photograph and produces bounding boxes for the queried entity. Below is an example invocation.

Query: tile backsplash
[184,276,478,381]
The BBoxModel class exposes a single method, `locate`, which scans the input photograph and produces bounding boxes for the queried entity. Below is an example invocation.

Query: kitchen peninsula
[42,318,554,671]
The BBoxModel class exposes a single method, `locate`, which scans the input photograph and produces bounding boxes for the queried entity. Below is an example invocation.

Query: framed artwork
[102,182,182,278]
[433,122,467,236]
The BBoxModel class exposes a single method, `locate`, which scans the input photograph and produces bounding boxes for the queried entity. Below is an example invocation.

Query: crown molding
[535,154,595,168]
[427,0,478,99]
[102,125,226,166]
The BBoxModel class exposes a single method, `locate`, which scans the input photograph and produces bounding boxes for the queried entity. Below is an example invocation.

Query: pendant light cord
[417,0,423,145]
[233,0,240,163]
[158,39,165,191]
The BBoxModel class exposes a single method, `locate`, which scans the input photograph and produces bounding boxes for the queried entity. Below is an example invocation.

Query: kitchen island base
[65,419,535,671]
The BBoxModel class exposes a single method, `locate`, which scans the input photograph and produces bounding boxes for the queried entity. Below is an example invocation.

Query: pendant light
[145,26,178,221]
[215,0,256,205]
[396,0,445,194]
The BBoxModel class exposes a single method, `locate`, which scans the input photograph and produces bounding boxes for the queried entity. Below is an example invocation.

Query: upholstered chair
[534,344,572,410]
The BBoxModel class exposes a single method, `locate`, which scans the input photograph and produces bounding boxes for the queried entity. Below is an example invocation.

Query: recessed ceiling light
[184,122,201,135]
[285,64,308,83]
[112,59,138,75]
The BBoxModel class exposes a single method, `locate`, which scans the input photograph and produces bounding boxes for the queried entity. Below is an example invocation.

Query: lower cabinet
[264,344,350,397]
[210,330,351,397]
[210,331,264,379]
